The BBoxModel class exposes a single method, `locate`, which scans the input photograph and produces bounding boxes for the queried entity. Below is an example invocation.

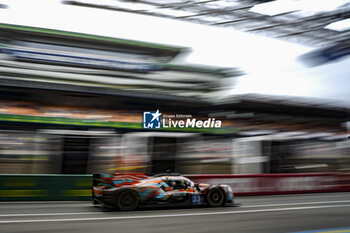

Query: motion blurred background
[0,0,350,194]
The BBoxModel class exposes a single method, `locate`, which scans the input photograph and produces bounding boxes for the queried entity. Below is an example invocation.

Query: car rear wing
[93,173,150,187]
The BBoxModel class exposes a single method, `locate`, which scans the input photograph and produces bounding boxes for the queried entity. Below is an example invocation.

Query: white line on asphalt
[0,212,103,217]
[1,200,350,218]
[242,200,350,208]
[1,204,350,224]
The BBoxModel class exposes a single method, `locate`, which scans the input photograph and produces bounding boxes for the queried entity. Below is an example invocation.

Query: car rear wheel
[207,188,225,207]
[116,190,139,211]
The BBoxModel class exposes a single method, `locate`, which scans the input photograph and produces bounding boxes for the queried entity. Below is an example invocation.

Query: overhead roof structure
[64,0,350,48]
[0,23,241,103]
[0,23,185,60]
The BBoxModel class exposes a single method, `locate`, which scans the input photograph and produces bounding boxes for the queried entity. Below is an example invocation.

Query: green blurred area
[0,174,92,201]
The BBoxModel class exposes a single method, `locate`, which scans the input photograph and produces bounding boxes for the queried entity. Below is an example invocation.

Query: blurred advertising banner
[187,173,350,196]
[1,173,350,201]
[0,174,92,201]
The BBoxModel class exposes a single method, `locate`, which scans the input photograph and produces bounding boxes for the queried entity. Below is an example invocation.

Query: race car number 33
[192,194,201,204]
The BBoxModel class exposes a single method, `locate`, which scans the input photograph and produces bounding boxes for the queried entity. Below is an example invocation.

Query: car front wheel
[207,188,225,207]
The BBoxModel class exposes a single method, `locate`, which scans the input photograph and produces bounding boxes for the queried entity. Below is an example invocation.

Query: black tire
[116,190,139,211]
[207,188,225,207]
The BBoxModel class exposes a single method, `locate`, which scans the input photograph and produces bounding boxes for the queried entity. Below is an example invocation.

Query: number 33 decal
[192,195,201,204]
